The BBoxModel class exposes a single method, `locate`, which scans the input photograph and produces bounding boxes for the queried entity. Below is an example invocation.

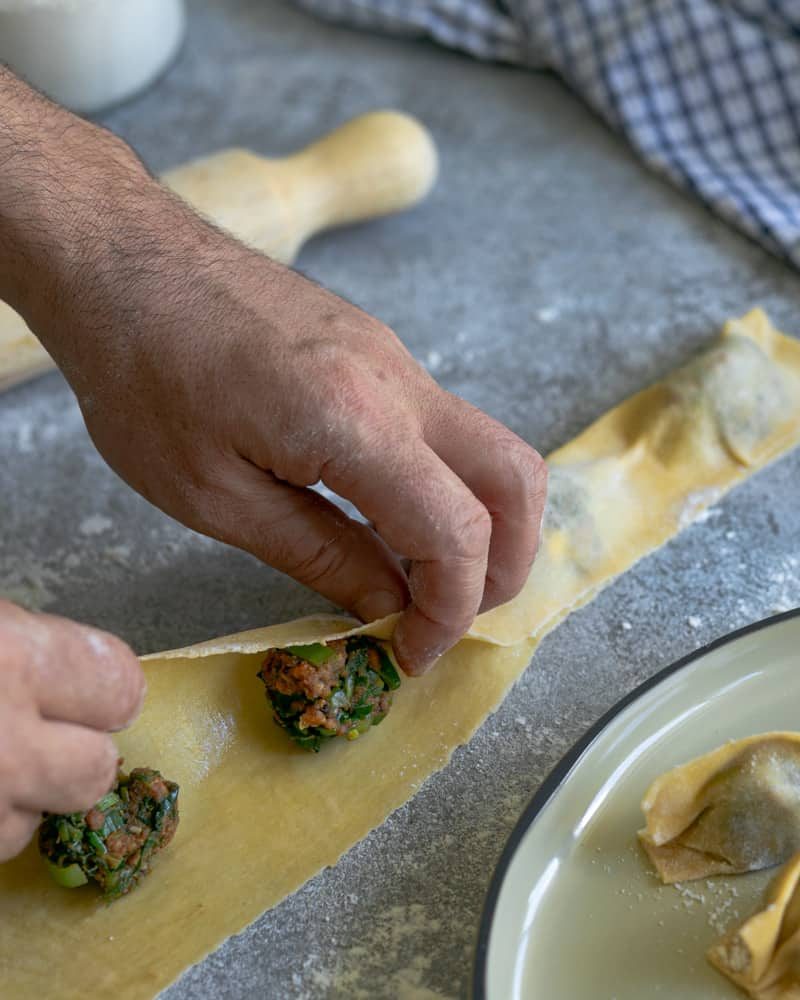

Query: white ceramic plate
[474,609,800,1000]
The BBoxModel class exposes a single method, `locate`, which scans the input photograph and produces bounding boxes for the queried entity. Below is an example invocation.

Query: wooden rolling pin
[0,110,438,392]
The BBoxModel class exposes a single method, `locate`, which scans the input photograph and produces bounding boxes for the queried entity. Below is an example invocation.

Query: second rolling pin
[164,109,438,263]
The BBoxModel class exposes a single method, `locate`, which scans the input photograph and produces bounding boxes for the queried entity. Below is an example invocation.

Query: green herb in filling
[38,766,180,901]
[258,636,401,752]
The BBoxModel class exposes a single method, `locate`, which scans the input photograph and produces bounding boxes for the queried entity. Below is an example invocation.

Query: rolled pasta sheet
[473,308,800,644]
[640,734,800,883]
[708,850,800,999]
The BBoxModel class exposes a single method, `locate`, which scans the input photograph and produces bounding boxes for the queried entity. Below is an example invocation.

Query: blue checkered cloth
[293,0,800,267]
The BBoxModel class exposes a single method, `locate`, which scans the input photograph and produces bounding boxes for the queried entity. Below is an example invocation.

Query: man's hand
[0,601,145,862]
[0,70,547,675]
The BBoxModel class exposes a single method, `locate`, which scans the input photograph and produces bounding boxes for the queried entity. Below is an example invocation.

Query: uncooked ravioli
[708,849,800,999]
[640,734,800,883]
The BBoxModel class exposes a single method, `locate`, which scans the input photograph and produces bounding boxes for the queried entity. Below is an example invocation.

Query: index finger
[323,429,492,675]
[21,613,146,732]
[425,395,548,613]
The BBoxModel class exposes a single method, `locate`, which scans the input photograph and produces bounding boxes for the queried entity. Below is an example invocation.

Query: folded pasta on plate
[708,850,800,999]
[639,733,800,883]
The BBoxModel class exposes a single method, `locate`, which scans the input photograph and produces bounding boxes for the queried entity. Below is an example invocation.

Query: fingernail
[393,622,448,676]
[398,647,446,677]
[414,646,449,675]
[354,589,405,623]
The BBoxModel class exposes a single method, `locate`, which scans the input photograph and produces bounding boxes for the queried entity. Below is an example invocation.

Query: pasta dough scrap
[640,734,800,883]
[2,309,800,999]
[708,850,800,999]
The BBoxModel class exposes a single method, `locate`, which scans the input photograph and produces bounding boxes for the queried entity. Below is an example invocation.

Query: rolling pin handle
[287,110,439,235]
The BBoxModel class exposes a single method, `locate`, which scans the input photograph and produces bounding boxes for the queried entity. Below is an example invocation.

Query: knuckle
[329,367,380,429]
[0,720,24,795]
[529,451,549,505]
[296,331,354,381]
[324,408,415,493]
[285,523,353,590]
[296,330,397,430]
[0,637,30,704]
[485,566,527,608]
[342,384,375,424]
[317,308,390,345]
[408,599,473,644]
[449,500,492,557]
[497,434,548,508]
[443,608,479,638]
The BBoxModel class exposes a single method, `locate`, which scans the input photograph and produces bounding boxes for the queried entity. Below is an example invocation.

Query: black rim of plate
[472,606,800,1000]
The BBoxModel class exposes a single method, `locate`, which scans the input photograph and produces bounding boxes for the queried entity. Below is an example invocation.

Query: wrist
[0,67,154,337]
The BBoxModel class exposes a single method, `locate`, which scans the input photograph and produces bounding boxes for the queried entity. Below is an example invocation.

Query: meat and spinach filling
[259,636,401,751]
[38,766,179,901]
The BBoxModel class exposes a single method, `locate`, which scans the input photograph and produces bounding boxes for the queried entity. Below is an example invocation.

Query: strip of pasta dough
[1,309,799,999]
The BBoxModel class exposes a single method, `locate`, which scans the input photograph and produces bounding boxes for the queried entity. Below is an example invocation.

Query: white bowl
[0,0,186,113]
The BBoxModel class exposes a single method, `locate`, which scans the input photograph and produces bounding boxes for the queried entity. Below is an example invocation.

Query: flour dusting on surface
[104,544,133,566]
[6,388,84,457]
[537,304,560,323]
[0,557,61,610]
[425,349,443,373]
[303,904,453,1000]
[15,422,34,454]
[79,514,114,536]
[678,489,724,530]
[767,556,800,614]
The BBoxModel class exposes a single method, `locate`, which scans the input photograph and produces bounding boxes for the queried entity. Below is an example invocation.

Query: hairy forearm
[1,69,127,297]
[0,68,58,308]
[0,66,291,397]
[0,68,174,366]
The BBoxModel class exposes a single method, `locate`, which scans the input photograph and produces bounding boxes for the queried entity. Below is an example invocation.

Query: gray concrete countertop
[3,1,800,997]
